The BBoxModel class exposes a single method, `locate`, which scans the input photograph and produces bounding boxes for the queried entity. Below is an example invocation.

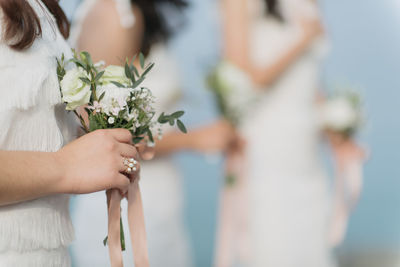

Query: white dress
[244,0,335,266]
[69,1,193,266]
[0,1,77,266]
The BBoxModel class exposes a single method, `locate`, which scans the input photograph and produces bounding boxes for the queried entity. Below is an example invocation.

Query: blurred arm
[221,0,321,88]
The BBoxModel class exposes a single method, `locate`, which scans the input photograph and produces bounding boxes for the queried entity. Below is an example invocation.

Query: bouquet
[57,50,186,257]
[320,89,366,247]
[208,61,254,127]
[208,61,254,186]
[320,89,363,138]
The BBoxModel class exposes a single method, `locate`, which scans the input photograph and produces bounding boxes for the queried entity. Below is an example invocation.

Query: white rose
[321,98,359,131]
[101,65,131,85]
[61,67,91,110]
[96,84,131,115]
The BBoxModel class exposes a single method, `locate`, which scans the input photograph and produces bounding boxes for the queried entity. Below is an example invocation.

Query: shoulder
[84,0,144,33]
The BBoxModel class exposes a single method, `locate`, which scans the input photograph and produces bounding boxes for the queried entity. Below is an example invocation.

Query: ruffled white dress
[0,0,77,266]
[244,0,335,266]
[69,1,193,266]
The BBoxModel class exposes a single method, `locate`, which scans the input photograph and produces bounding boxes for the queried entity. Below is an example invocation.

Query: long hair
[264,0,284,21]
[132,0,187,55]
[0,0,69,50]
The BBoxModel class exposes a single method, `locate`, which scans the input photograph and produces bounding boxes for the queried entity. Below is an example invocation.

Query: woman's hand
[328,132,367,169]
[56,129,139,195]
[189,119,237,154]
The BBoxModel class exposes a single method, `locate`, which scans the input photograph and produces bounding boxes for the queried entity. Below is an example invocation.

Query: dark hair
[132,0,187,55]
[0,0,69,50]
[264,0,284,21]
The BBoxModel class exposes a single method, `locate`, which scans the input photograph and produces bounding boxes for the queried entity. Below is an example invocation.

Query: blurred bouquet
[208,61,254,186]
[208,61,254,126]
[57,50,187,250]
[320,90,363,138]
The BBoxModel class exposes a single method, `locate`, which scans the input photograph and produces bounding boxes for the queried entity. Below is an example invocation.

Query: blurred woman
[69,0,237,266]
[220,0,336,266]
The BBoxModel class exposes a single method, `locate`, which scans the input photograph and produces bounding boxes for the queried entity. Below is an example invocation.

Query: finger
[107,129,132,144]
[114,173,130,193]
[118,143,139,159]
[137,144,155,160]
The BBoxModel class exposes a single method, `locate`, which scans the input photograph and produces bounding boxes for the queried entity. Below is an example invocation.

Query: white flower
[61,67,91,110]
[321,97,359,131]
[108,117,115,124]
[100,65,131,85]
[216,61,252,96]
[96,84,131,115]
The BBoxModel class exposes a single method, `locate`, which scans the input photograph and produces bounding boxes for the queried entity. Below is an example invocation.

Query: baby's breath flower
[108,117,115,124]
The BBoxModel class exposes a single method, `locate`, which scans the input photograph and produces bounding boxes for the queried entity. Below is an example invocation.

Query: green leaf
[125,62,135,83]
[147,129,154,143]
[103,236,108,246]
[98,92,106,102]
[130,65,140,77]
[79,77,91,84]
[120,218,126,251]
[131,76,145,89]
[142,63,155,77]
[110,81,126,88]
[169,118,175,126]
[89,114,101,131]
[139,53,145,69]
[71,59,86,69]
[95,71,105,82]
[157,113,169,123]
[177,119,187,133]
[171,110,185,119]
[80,51,93,66]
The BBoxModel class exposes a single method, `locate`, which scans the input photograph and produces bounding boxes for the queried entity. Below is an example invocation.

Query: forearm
[250,36,313,87]
[154,131,192,157]
[0,151,65,206]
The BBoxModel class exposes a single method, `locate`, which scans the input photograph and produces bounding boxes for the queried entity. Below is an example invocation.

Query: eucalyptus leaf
[125,63,135,83]
[139,53,145,69]
[79,77,91,84]
[131,76,145,89]
[110,81,126,88]
[98,92,106,102]
[95,71,105,82]
[171,110,185,119]
[147,129,154,143]
[177,119,187,133]
[142,63,155,77]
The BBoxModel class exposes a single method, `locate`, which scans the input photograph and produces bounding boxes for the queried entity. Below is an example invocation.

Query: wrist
[50,151,70,194]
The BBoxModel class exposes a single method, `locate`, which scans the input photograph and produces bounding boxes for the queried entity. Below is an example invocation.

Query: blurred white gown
[244,0,335,266]
[70,1,192,266]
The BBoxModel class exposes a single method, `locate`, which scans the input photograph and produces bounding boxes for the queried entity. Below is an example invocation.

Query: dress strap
[114,0,136,29]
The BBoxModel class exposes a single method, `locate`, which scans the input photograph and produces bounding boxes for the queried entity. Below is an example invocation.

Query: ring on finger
[123,157,138,174]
